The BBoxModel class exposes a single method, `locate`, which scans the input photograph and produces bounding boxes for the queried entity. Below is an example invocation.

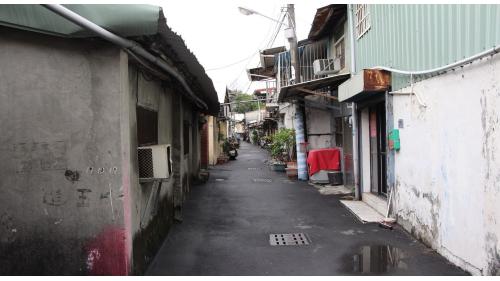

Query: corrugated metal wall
[355,4,500,90]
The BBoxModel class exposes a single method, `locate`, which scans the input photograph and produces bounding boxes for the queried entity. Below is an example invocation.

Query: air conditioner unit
[313,58,341,76]
[138,144,172,181]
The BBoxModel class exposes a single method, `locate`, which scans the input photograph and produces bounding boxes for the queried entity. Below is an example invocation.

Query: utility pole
[286,4,300,84]
[286,4,308,181]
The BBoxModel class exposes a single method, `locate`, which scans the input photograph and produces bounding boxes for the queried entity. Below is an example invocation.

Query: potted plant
[251,130,258,145]
[269,129,296,173]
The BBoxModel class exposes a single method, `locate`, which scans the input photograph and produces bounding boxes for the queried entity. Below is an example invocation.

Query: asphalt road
[146,142,467,276]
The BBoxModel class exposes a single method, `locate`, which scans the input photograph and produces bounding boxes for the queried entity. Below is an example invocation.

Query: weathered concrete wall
[279,103,295,130]
[126,65,176,274]
[392,54,500,275]
[0,29,127,275]
[207,116,218,165]
[305,96,334,149]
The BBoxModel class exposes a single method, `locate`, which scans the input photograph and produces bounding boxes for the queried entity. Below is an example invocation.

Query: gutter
[41,4,208,111]
[371,44,500,76]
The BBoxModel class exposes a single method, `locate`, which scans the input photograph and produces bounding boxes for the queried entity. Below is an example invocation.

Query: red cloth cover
[307,148,341,176]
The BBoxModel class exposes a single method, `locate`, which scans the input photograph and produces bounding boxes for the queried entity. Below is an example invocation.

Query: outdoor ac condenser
[137,144,172,180]
[313,58,341,76]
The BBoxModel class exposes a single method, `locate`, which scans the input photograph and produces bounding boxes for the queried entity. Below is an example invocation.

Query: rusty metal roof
[278,73,350,102]
[308,4,347,40]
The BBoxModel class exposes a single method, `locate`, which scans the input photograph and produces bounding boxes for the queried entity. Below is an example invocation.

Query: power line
[205,51,259,71]
[229,7,282,89]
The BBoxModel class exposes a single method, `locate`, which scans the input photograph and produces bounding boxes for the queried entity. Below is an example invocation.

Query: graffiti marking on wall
[13,141,67,173]
[76,188,92,207]
[42,188,66,206]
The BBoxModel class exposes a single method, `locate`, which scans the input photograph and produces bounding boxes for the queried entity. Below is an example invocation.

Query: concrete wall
[207,116,221,165]
[126,65,177,274]
[0,29,127,275]
[0,27,207,275]
[279,103,295,129]
[391,54,500,275]
[305,96,335,150]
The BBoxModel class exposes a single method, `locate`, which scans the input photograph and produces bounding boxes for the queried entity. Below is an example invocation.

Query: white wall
[305,96,334,149]
[360,108,371,194]
[279,103,295,129]
[391,54,500,275]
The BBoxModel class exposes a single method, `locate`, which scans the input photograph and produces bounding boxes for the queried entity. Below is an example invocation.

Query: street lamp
[238,6,290,28]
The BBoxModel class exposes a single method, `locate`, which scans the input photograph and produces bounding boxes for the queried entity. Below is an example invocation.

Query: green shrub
[270,128,295,162]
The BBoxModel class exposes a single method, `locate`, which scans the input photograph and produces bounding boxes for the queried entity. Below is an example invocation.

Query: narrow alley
[146,142,466,276]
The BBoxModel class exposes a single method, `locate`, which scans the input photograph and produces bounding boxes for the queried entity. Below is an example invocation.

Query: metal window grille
[138,148,154,178]
[355,4,371,39]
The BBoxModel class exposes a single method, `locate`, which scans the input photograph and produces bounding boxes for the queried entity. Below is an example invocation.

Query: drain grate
[269,233,310,246]
[253,178,272,183]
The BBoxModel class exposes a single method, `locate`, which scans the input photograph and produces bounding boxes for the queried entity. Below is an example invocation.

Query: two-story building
[338,4,500,275]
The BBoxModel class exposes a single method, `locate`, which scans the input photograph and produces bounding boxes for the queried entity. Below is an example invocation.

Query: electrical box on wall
[138,144,172,181]
[388,129,400,151]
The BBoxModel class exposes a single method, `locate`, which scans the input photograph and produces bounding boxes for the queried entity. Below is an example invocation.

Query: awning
[308,4,347,40]
[278,73,350,102]
[247,67,275,81]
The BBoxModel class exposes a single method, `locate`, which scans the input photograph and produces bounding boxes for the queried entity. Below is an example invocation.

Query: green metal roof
[0,4,160,38]
[0,4,220,115]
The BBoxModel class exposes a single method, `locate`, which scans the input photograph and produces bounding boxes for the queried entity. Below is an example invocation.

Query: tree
[230,91,261,113]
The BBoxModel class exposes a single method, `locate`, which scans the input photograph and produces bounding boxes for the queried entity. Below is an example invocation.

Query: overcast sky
[150,0,333,101]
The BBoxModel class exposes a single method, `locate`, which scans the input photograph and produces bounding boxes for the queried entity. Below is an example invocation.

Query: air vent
[137,144,172,181]
[313,58,341,76]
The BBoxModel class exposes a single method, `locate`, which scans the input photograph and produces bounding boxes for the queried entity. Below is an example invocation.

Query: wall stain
[43,188,67,206]
[65,169,80,183]
[485,233,500,275]
[76,189,92,207]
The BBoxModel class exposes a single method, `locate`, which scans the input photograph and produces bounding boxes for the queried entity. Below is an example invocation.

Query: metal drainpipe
[348,4,360,200]
[41,4,208,111]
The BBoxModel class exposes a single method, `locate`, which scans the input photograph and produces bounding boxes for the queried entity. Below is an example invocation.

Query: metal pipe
[348,5,360,199]
[348,4,356,74]
[41,4,208,110]
[351,103,360,200]
[372,44,500,75]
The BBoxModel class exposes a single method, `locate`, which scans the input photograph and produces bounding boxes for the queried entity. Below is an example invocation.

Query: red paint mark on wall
[85,226,127,275]
[370,111,377,138]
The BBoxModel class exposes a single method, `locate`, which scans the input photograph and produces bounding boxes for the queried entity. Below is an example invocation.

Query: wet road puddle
[348,245,408,274]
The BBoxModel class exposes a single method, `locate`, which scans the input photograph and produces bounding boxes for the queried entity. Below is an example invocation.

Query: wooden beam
[296,87,338,100]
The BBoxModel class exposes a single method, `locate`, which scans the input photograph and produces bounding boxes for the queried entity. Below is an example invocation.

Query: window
[136,106,158,146]
[334,37,345,69]
[355,4,371,39]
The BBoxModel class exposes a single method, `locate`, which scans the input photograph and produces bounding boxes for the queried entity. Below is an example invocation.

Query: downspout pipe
[348,4,360,200]
[41,4,208,111]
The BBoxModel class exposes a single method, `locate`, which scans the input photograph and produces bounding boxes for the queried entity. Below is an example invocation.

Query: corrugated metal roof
[308,4,346,40]
[278,73,350,102]
[0,4,220,115]
[0,4,160,37]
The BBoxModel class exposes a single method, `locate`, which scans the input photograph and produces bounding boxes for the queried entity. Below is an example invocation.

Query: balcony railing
[276,39,329,90]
